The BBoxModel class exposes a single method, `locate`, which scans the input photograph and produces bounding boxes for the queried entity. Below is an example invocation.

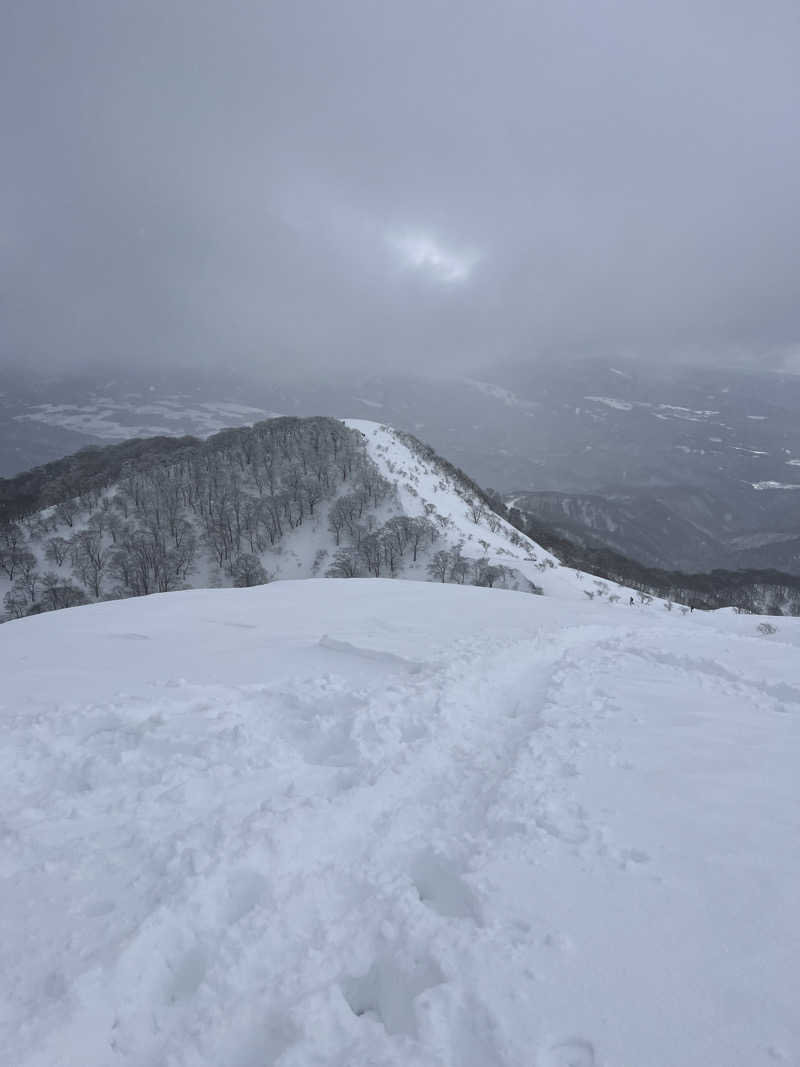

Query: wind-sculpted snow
[1,579,799,1066]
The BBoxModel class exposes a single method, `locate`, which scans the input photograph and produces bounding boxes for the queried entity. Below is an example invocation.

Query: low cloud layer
[2,0,799,379]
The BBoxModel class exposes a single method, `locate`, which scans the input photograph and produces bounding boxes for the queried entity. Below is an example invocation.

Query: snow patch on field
[15,398,277,440]
[460,378,540,411]
[583,395,634,411]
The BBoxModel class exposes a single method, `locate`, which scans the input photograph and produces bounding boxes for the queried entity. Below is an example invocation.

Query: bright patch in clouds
[391,232,477,283]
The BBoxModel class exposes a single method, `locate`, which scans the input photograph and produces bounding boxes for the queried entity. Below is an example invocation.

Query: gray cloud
[2,0,799,379]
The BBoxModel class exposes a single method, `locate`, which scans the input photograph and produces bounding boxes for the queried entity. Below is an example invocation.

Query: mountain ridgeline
[1,415,799,621]
[0,417,540,621]
[5,359,800,577]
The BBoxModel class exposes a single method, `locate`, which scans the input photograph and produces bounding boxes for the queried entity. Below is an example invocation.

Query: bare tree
[428,549,451,583]
[45,536,70,567]
[55,499,78,528]
[40,573,89,611]
[0,523,26,579]
[3,584,30,619]
[326,548,361,578]
[70,529,109,599]
[227,554,270,587]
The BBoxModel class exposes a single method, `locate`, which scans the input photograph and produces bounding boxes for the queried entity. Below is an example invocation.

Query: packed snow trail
[1,580,799,1066]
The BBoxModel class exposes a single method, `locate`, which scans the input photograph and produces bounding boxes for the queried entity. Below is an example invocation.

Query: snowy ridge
[348,419,632,603]
[1,579,798,1065]
[3,417,637,620]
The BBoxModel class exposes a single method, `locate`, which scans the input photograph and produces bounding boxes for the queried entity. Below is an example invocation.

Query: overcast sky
[2,0,799,380]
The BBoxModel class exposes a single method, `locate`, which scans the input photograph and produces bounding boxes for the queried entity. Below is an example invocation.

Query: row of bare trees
[326,515,440,579]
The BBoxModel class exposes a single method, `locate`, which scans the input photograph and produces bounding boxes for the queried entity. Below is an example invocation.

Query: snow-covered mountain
[2,577,798,1066]
[5,358,800,573]
[2,417,633,623]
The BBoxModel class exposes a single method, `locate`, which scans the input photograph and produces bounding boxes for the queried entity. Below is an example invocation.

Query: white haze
[2,0,799,379]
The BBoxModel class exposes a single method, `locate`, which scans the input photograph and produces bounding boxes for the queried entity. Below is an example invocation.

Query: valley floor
[1,580,798,1066]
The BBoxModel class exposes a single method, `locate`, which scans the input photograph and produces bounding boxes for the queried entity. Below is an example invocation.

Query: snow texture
[2,577,799,1066]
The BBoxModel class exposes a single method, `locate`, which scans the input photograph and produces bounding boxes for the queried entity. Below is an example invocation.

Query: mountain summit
[2,574,798,1065]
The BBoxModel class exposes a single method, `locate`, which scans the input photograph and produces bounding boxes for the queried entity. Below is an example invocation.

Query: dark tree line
[0,435,198,524]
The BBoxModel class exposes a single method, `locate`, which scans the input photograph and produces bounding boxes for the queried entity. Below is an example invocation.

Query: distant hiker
[629,596,634,606]
[690,604,694,613]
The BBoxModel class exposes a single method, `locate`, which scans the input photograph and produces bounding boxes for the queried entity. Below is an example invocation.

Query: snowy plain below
[2,578,799,1066]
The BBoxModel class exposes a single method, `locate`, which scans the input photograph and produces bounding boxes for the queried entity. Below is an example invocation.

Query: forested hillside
[490,494,800,616]
[3,415,800,622]
[0,417,540,621]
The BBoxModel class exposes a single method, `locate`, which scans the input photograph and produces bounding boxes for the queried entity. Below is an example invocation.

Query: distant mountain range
[508,484,800,575]
[3,412,800,621]
[2,358,799,574]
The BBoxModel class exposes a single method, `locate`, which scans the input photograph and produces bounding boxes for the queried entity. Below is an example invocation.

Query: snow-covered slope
[2,579,798,1066]
[347,419,603,601]
[2,417,633,619]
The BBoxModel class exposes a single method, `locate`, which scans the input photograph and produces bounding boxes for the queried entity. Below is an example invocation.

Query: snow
[583,396,634,411]
[345,419,596,600]
[14,398,277,441]
[651,404,721,423]
[1,416,634,613]
[2,578,799,1066]
[460,378,540,411]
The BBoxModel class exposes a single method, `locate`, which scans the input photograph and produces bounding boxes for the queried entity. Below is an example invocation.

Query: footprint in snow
[540,931,574,954]
[618,847,650,868]
[225,868,269,924]
[165,944,208,1003]
[540,1037,596,1066]
[410,851,481,922]
[83,898,116,918]
[341,954,444,1038]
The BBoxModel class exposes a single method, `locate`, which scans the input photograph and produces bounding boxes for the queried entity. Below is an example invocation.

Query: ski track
[2,610,798,1065]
